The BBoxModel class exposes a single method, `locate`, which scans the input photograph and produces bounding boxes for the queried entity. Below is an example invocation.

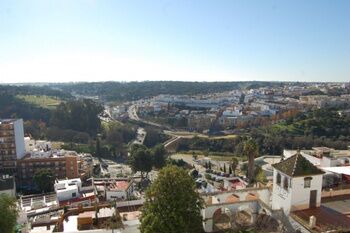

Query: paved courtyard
[293,203,350,232]
[322,198,350,214]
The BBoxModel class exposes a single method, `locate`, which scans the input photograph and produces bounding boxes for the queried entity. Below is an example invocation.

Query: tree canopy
[140,166,204,233]
[0,194,18,233]
[51,99,103,136]
[151,144,167,169]
[251,108,350,155]
[33,169,54,192]
[128,144,152,178]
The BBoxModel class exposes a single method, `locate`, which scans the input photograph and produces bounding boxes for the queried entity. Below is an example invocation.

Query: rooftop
[109,181,130,191]
[272,151,325,177]
[293,205,350,231]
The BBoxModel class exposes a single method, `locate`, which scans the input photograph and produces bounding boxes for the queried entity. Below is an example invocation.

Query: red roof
[109,181,129,191]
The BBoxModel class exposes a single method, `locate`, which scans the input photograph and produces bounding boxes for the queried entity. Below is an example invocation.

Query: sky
[0,0,349,83]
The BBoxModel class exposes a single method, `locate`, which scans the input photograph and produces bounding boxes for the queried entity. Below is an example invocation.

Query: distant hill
[0,84,72,100]
[49,81,286,101]
[251,108,350,154]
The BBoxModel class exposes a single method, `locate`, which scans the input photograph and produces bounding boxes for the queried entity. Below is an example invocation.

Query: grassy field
[16,95,62,109]
[175,152,244,161]
[164,130,236,139]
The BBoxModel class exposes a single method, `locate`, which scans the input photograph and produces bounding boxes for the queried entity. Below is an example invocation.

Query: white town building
[54,178,82,202]
[272,151,325,214]
[105,180,134,201]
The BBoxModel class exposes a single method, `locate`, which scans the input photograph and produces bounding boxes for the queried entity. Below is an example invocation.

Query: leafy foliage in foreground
[0,194,18,233]
[140,166,203,233]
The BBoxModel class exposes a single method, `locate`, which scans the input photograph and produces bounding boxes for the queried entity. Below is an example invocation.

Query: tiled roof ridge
[292,152,301,176]
[272,150,324,177]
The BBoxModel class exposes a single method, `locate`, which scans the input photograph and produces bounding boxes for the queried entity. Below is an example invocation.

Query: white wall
[54,178,82,201]
[272,168,323,214]
[14,119,25,159]
[290,175,323,210]
[202,201,259,232]
[106,190,127,201]
[24,137,34,152]
[56,187,80,201]
[272,169,292,214]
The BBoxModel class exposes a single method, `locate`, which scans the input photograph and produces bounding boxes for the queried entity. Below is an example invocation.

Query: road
[127,104,171,129]
[127,104,140,121]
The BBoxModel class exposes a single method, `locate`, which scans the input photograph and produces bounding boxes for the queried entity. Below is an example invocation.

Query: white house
[106,180,134,201]
[272,151,325,214]
[54,178,82,202]
[25,137,52,152]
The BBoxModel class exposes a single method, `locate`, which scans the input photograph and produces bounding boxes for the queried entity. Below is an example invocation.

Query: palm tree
[243,139,259,185]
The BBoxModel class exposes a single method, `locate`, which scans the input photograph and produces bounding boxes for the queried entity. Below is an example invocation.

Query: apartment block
[17,154,79,189]
[0,119,25,174]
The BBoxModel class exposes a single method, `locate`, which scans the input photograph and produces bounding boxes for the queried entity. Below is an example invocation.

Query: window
[304,177,312,188]
[276,173,281,186]
[283,177,289,190]
[72,192,76,198]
